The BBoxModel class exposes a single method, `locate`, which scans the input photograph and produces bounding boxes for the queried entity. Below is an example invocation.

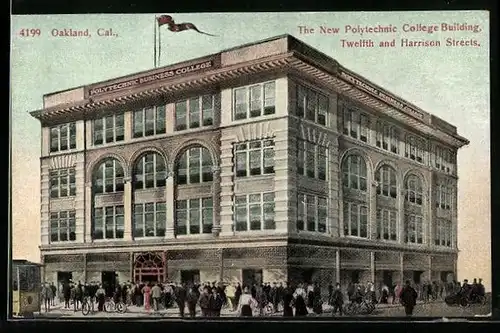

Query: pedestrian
[95,285,106,312]
[50,282,57,306]
[312,282,323,314]
[175,283,187,317]
[186,286,198,318]
[41,283,52,312]
[210,287,224,317]
[400,280,418,317]
[234,282,242,311]
[63,281,71,309]
[282,282,294,317]
[142,283,152,311]
[225,282,235,311]
[198,286,211,317]
[293,283,308,317]
[237,286,257,317]
[331,283,343,316]
[151,283,162,311]
[380,285,389,304]
[269,282,279,313]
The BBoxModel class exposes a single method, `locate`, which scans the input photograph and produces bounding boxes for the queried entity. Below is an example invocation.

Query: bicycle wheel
[459,297,469,308]
[82,302,90,316]
[116,302,127,313]
[104,300,114,312]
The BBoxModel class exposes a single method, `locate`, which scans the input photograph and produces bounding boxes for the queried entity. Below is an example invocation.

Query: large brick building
[30,34,468,291]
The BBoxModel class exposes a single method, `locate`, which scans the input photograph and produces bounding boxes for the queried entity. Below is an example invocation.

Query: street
[32,299,490,319]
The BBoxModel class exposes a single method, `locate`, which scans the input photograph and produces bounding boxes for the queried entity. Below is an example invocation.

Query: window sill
[175,233,214,239]
[46,149,81,157]
[173,124,216,135]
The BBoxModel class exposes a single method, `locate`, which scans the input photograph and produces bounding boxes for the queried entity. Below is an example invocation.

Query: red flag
[156,15,216,36]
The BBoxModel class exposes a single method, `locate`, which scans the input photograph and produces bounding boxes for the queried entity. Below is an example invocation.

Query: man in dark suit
[400,280,418,317]
[175,282,187,317]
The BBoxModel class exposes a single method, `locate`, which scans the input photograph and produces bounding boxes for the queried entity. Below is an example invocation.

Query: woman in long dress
[142,283,152,311]
[237,287,257,317]
[293,284,309,317]
[282,283,294,317]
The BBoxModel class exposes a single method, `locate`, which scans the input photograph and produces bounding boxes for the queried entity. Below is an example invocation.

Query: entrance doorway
[242,269,263,288]
[181,270,200,286]
[57,272,73,284]
[101,271,116,297]
[133,252,166,283]
[301,269,314,284]
[351,270,360,284]
[383,271,393,287]
[413,271,424,284]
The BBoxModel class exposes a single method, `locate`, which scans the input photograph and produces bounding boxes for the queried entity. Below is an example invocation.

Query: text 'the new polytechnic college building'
[30,35,469,292]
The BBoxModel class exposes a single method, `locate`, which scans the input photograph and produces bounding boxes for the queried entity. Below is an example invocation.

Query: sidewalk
[35,299,445,318]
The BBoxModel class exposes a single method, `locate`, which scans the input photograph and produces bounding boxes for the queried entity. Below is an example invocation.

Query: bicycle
[82,297,96,316]
[104,297,127,313]
[343,299,375,315]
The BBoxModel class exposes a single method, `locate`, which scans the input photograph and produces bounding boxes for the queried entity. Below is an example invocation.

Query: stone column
[211,166,221,236]
[428,174,434,247]
[165,171,176,239]
[40,254,46,282]
[84,182,93,243]
[123,177,133,241]
[370,251,375,283]
[336,250,341,284]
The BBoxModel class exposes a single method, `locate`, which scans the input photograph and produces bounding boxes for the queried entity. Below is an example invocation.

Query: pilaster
[399,188,405,243]
[123,177,133,241]
[124,110,132,141]
[370,251,375,283]
[219,135,235,236]
[335,250,341,284]
[84,182,93,243]
[211,166,222,236]
[165,172,176,239]
[273,127,290,233]
[369,181,377,240]
[399,252,404,284]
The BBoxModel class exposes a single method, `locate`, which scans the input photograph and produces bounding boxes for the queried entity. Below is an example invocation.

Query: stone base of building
[41,244,456,297]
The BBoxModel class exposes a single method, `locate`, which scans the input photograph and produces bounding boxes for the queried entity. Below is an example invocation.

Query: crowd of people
[38,277,486,317]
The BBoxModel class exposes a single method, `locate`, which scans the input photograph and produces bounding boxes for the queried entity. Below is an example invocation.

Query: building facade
[30,35,468,291]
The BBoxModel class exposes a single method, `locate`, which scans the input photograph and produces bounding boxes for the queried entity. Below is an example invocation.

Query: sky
[10,12,490,290]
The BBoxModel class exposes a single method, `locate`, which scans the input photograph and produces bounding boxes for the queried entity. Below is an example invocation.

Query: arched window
[93,158,124,194]
[342,155,367,191]
[133,153,167,190]
[176,146,213,185]
[405,174,423,205]
[375,165,397,198]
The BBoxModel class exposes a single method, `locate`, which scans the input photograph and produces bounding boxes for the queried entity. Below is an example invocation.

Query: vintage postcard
[9,11,490,319]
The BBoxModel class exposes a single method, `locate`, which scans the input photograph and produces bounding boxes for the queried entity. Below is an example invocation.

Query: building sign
[338,69,425,120]
[88,60,214,97]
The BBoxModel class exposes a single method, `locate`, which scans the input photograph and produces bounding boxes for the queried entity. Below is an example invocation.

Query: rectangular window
[376,209,397,241]
[175,198,213,235]
[50,211,76,242]
[233,82,275,120]
[93,205,124,240]
[343,202,368,238]
[50,168,76,198]
[390,128,399,154]
[296,139,328,181]
[296,193,328,233]
[133,202,166,238]
[49,123,77,152]
[133,105,166,138]
[343,108,351,135]
[360,114,369,143]
[296,84,328,126]
[93,114,124,145]
[175,95,215,131]
[405,214,423,244]
[233,192,275,231]
[234,139,275,177]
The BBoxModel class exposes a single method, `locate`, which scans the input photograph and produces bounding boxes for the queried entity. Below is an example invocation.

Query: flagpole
[158,23,162,67]
[153,16,157,68]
